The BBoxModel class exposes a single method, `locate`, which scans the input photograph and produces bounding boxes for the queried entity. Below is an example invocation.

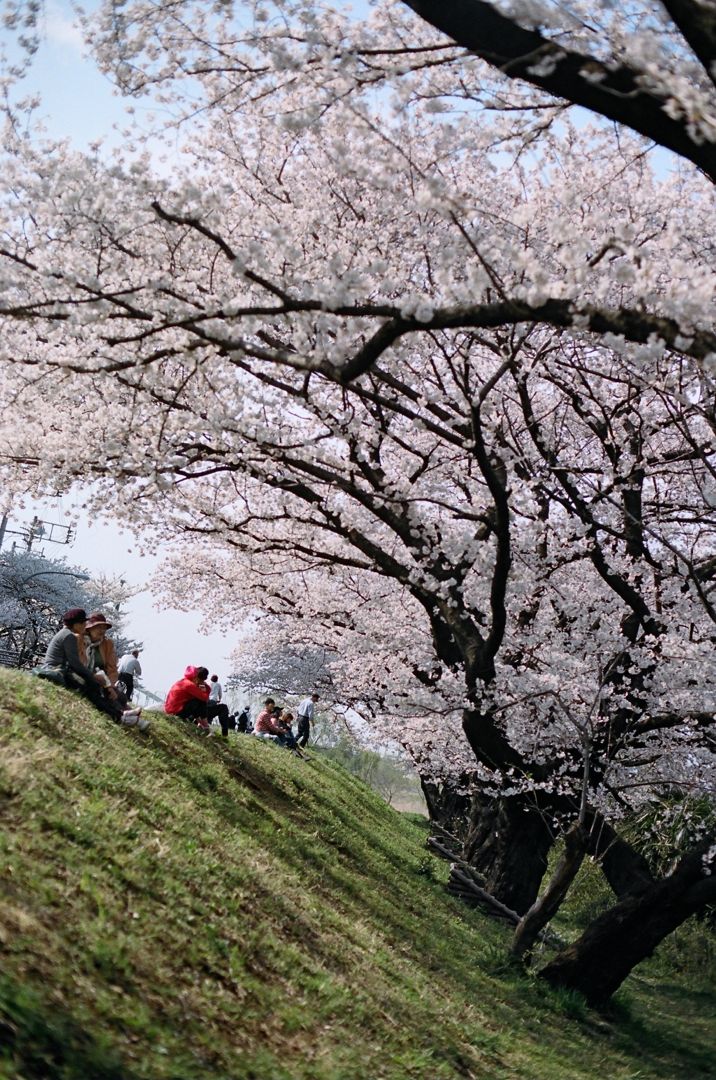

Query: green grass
[0,670,714,1080]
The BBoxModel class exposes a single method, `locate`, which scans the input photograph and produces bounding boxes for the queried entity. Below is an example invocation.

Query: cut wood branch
[441,858,565,948]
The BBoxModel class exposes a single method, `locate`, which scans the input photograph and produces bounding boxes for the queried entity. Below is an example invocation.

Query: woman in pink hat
[84,611,147,730]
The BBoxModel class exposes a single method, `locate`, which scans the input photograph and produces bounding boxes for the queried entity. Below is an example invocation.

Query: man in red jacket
[164,665,211,729]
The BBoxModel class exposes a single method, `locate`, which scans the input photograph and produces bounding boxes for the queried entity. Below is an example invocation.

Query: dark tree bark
[401,0,716,181]
[583,810,655,898]
[420,777,473,842]
[462,792,554,914]
[511,822,587,961]
[540,838,716,1006]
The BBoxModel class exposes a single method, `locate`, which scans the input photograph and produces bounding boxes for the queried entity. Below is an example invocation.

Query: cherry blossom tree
[403,0,716,179]
[68,0,716,374]
[0,0,714,1003]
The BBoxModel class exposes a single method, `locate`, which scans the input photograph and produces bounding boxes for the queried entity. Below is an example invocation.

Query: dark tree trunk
[420,778,472,841]
[540,840,716,1006]
[511,822,587,961]
[583,810,654,897]
[462,793,554,915]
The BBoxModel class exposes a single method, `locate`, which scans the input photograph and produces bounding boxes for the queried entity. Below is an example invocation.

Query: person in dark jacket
[276,710,302,754]
[197,666,231,736]
[42,608,116,716]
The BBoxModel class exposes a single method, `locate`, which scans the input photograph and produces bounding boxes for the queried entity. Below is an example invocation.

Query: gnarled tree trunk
[540,839,716,1006]
[584,810,654,897]
[462,793,554,915]
[459,697,556,914]
[511,821,587,961]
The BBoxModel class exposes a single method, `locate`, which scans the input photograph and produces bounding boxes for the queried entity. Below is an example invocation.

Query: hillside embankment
[0,670,714,1079]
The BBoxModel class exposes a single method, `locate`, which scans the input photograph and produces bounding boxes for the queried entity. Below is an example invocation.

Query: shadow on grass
[597,979,716,1079]
[0,975,140,1080]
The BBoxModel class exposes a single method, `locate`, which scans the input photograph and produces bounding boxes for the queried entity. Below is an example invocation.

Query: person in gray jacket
[118,649,142,700]
[43,608,121,717]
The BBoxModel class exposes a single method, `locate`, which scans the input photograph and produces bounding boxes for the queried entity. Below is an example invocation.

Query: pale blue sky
[10,1,125,143]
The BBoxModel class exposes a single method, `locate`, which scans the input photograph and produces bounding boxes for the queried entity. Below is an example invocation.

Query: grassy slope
[0,670,713,1080]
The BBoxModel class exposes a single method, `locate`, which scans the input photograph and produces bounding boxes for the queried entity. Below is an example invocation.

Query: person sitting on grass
[198,666,231,737]
[40,608,145,729]
[253,698,283,742]
[277,710,304,756]
[164,665,211,731]
[253,701,303,755]
[84,612,147,730]
[41,608,109,706]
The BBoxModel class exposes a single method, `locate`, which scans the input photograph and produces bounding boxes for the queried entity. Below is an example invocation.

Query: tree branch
[660,0,716,90]
[401,0,716,179]
[338,298,716,383]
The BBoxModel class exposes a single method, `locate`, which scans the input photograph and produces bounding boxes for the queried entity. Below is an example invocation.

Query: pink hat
[86,611,113,631]
[184,665,198,679]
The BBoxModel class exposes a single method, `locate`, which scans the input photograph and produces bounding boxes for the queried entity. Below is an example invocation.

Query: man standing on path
[296,693,319,748]
[118,649,142,700]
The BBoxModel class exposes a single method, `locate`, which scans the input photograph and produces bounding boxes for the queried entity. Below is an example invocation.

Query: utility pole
[25,516,45,551]
[0,512,74,554]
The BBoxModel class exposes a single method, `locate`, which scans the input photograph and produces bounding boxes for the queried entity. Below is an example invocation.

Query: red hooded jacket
[164,674,210,715]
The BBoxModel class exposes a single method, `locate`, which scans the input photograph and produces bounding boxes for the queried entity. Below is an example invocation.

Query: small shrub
[545,984,590,1022]
[412,854,435,879]
[477,941,522,977]
[622,795,716,878]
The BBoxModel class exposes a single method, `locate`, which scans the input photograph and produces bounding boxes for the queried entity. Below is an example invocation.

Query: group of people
[37,607,320,755]
[163,676,319,756]
[39,607,149,730]
[252,694,319,754]
[255,695,318,746]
